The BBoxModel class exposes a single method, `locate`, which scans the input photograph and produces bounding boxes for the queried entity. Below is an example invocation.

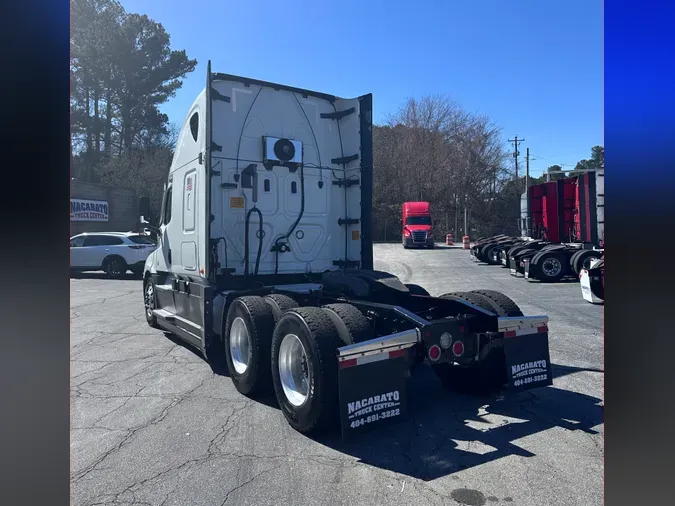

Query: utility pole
[524,147,530,237]
[509,135,525,235]
[508,135,525,180]
[525,147,530,191]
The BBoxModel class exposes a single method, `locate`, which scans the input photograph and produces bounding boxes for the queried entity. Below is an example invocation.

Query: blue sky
[120,0,603,177]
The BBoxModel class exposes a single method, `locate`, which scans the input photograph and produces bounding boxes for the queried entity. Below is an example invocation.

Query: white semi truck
[139,62,553,439]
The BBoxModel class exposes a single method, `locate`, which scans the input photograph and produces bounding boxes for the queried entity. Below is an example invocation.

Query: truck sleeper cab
[140,62,553,439]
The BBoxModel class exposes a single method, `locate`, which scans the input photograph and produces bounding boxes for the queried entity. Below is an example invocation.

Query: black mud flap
[503,327,554,391]
[509,256,520,277]
[337,349,409,441]
[523,258,532,280]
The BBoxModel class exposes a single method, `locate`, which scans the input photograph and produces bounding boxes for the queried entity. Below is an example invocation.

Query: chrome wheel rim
[229,317,250,375]
[278,333,310,407]
[144,283,154,318]
[542,258,562,277]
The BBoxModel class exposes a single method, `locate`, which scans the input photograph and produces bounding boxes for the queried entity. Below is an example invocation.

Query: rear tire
[435,292,509,394]
[440,291,502,315]
[432,351,507,395]
[321,303,371,344]
[264,294,299,323]
[224,296,276,397]
[271,307,344,434]
[469,290,524,317]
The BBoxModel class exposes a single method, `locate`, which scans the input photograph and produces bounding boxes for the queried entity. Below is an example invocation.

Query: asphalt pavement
[71,243,604,506]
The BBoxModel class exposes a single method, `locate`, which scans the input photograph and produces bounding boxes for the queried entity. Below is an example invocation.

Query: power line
[529,153,573,168]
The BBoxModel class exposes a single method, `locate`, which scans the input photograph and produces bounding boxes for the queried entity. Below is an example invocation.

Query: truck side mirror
[139,196,150,218]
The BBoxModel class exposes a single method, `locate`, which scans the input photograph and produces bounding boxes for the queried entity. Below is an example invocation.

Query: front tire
[143,278,159,328]
[224,296,276,397]
[271,307,344,434]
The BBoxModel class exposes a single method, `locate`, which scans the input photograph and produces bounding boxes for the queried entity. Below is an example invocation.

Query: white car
[70,232,157,278]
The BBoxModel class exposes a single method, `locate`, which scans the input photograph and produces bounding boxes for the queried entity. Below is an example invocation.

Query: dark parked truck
[139,62,553,439]
[401,201,435,248]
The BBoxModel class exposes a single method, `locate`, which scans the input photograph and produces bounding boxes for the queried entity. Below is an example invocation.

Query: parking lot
[71,244,603,506]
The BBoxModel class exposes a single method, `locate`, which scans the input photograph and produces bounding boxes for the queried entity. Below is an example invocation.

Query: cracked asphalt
[71,244,603,506]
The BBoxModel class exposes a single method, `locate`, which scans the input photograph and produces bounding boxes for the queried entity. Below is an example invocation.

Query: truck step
[152,309,204,332]
[153,309,175,321]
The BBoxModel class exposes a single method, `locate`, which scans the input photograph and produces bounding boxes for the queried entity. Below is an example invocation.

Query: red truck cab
[402,201,435,248]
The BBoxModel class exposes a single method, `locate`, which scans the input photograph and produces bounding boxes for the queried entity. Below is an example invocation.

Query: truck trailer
[139,62,553,439]
[401,201,435,248]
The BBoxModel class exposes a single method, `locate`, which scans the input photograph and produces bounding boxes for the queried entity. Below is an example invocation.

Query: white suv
[70,232,157,278]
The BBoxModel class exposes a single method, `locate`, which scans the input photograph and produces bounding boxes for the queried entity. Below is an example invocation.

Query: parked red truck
[402,201,435,249]
[470,168,604,283]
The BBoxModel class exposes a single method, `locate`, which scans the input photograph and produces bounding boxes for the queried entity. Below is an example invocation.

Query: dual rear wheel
[219,289,523,431]
[221,295,371,434]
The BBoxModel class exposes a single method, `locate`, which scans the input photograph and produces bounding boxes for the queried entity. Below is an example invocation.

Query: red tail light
[428,345,441,361]
[452,341,464,357]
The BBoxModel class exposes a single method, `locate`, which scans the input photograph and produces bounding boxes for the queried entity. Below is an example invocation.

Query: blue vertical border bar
[605,1,675,505]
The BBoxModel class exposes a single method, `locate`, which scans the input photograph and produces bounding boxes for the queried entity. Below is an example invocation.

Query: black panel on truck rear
[359,93,374,270]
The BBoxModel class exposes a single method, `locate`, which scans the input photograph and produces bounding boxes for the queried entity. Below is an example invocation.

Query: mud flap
[337,349,408,441]
[523,258,533,280]
[503,327,553,391]
[580,268,603,304]
[509,256,520,277]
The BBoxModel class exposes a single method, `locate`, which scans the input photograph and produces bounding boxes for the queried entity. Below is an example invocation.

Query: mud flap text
[338,354,408,440]
[503,331,553,391]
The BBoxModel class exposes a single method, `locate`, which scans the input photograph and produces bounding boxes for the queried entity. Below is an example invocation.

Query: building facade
[70,180,139,236]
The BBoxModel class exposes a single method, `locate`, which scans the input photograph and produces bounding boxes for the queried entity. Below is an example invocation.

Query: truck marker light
[440,332,452,349]
[428,345,441,361]
[452,341,464,357]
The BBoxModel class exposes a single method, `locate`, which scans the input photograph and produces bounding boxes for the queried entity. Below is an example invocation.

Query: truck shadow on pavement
[159,330,603,481]
[312,365,603,481]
